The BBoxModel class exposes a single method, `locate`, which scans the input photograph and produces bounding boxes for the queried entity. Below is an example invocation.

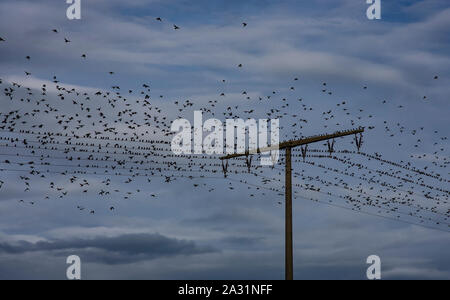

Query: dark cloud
[0,233,217,265]
[221,236,265,247]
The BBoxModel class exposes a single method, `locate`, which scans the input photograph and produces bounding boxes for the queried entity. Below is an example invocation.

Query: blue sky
[0,0,449,279]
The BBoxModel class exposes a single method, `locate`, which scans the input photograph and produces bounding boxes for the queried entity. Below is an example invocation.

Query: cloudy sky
[0,0,449,280]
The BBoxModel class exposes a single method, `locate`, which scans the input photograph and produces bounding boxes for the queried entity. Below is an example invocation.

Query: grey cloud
[1,0,449,92]
[0,233,217,264]
[221,236,265,248]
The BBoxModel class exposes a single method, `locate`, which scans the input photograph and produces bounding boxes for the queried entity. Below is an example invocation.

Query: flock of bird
[0,18,449,232]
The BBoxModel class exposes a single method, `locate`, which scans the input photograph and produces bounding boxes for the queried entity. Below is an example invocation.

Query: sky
[0,0,449,280]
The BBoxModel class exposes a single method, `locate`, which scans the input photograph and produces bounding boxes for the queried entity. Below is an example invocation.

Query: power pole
[220,127,364,280]
[285,146,293,280]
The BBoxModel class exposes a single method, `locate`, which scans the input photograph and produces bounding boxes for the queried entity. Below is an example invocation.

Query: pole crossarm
[220,127,364,160]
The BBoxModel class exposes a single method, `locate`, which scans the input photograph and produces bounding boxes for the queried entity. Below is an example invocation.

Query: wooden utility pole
[285,146,293,280]
[220,127,364,280]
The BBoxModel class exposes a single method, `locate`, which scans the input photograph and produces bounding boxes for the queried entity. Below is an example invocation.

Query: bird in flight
[52,29,58,33]
[0,37,5,42]
[156,17,162,22]
[242,22,247,27]
[64,38,71,43]
[173,24,180,30]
